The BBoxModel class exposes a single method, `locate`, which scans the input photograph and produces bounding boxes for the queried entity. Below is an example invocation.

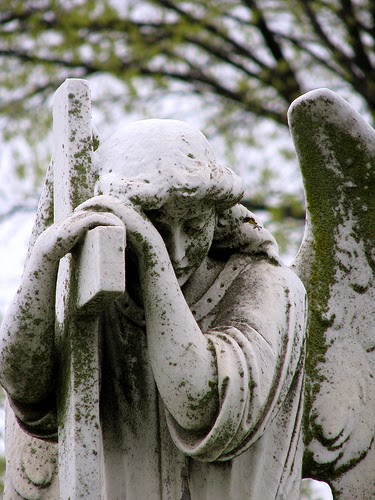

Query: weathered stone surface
[76,226,125,315]
[2,80,372,500]
[289,89,375,498]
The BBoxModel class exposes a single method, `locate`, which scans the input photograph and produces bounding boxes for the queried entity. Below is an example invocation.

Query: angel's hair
[95,119,244,211]
[95,119,279,260]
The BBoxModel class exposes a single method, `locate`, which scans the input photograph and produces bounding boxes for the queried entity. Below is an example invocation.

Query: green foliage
[1,0,374,252]
[1,1,374,133]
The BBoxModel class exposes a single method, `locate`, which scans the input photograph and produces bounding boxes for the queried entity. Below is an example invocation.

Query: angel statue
[0,79,372,500]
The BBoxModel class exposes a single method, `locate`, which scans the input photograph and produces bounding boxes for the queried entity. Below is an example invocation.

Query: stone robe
[100,251,306,500]
[6,248,306,500]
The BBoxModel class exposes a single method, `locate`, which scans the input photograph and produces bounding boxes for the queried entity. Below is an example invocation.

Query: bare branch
[0,48,95,72]
[278,33,349,80]
[297,0,356,72]
[337,0,373,75]
[241,0,302,102]
[152,0,268,69]
[0,203,38,224]
[241,198,305,220]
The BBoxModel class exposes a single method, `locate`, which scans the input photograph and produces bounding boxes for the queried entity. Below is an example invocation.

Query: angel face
[95,119,244,285]
[147,198,216,286]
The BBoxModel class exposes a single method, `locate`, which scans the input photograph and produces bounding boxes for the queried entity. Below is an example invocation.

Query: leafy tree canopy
[1,0,374,252]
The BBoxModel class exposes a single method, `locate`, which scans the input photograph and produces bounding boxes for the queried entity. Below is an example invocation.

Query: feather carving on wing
[289,89,375,498]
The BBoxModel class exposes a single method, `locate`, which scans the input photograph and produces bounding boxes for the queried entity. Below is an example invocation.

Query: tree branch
[0,203,38,224]
[241,198,305,220]
[0,45,287,125]
[152,0,268,69]
[337,0,373,75]
[0,48,95,72]
[240,0,302,101]
[278,33,348,80]
[297,0,355,72]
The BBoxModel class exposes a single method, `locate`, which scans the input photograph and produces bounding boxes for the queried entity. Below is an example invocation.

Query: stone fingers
[35,210,124,261]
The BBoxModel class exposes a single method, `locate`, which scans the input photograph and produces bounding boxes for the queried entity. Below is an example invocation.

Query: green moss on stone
[290,93,375,480]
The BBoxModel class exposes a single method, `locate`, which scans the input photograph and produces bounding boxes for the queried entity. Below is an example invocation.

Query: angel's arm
[0,211,123,403]
[77,196,219,431]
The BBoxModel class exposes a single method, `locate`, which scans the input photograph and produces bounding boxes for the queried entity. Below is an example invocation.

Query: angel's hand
[33,210,123,262]
[75,195,164,257]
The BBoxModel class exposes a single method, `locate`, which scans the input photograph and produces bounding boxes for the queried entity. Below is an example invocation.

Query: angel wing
[289,89,375,498]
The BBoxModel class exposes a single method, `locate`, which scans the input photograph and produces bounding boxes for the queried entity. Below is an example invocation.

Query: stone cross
[52,79,125,499]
